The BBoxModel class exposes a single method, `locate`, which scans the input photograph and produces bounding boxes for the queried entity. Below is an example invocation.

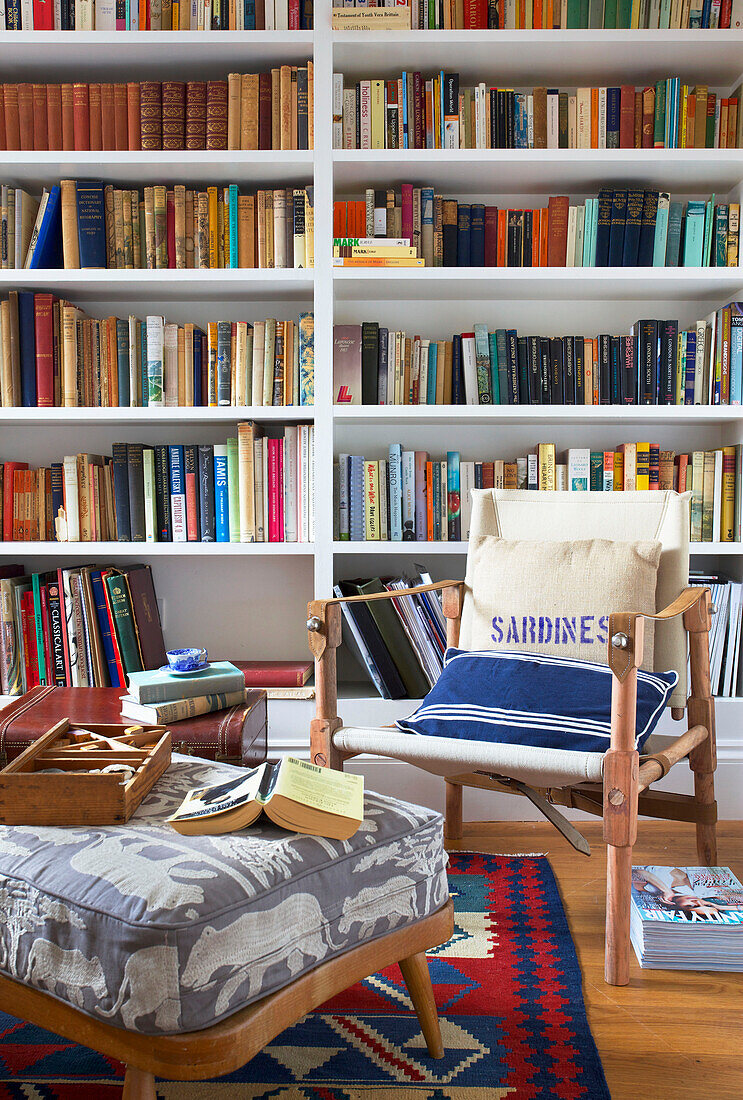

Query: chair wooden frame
[306,579,717,988]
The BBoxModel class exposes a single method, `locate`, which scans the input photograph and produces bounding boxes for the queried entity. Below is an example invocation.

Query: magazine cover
[631,867,743,924]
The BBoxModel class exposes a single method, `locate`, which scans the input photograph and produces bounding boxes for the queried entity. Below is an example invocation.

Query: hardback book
[120,687,248,724]
[232,659,312,687]
[167,755,364,841]
[126,659,244,703]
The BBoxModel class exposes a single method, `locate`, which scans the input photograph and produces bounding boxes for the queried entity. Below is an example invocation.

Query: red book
[496,208,507,266]
[88,83,102,151]
[32,84,48,151]
[161,80,185,150]
[720,0,731,25]
[20,591,40,689]
[233,660,312,687]
[185,467,198,540]
[61,84,74,150]
[114,83,128,151]
[127,83,141,150]
[72,83,90,151]
[32,0,54,27]
[46,84,62,149]
[401,183,414,247]
[278,437,284,542]
[17,83,34,151]
[3,84,20,151]
[257,72,272,150]
[3,462,28,541]
[546,195,569,266]
[139,80,162,150]
[619,84,635,149]
[268,437,281,542]
[100,84,116,150]
[167,190,176,269]
[0,87,6,150]
[34,293,55,409]
[288,0,300,27]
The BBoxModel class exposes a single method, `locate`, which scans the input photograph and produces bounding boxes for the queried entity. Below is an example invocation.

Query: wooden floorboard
[451,819,743,1100]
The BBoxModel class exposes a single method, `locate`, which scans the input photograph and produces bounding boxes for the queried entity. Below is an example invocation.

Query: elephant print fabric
[0,756,448,1034]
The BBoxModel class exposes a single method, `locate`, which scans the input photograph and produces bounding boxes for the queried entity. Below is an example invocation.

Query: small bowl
[166,647,208,673]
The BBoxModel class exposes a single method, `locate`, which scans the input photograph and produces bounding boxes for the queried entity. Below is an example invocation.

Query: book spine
[168,443,186,542]
[213,443,230,542]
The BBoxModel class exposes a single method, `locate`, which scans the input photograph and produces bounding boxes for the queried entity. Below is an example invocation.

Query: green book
[653,81,666,147]
[473,324,492,404]
[227,437,240,544]
[104,572,144,678]
[354,579,429,698]
[616,0,632,25]
[603,0,617,24]
[590,452,604,491]
[487,332,500,404]
[31,573,48,687]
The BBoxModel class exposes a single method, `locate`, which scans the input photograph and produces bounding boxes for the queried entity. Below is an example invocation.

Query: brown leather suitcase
[0,685,267,768]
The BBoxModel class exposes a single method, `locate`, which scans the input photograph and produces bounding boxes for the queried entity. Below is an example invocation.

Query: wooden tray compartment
[0,719,172,826]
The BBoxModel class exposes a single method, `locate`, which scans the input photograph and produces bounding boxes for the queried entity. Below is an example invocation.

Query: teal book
[299,311,314,406]
[229,184,239,268]
[116,318,130,407]
[652,194,670,266]
[427,342,437,404]
[76,179,106,269]
[447,451,461,540]
[495,329,509,405]
[487,332,500,403]
[582,198,594,266]
[616,0,631,23]
[566,0,582,25]
[590,452,604,490]
[665,202,683,266]
[127,660,245,704]
[473,323,492,404]
[31,573,47,686]
[702,198,715,267]
[683,202,706,266]
[715,206,728,267]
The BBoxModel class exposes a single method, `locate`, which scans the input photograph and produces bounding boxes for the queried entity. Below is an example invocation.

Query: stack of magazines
[689,574,743,697]
[631,866,743,971]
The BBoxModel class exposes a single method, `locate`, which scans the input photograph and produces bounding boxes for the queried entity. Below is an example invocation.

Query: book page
[168,763,268,823]
[273,757,364,820]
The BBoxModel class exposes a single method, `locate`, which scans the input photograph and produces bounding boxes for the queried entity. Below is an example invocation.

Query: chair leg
[445,780,463,846]
[122,1066,157,1100]
[399,951,444,1059]
[694,769,718,864]
[605,842,634,986]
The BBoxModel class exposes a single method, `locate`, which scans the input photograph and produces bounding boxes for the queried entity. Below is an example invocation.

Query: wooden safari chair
[307,489,717,987]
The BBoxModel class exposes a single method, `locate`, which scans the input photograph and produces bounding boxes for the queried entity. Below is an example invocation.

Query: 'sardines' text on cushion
[396,648,678,753]
[0,755,448,1035]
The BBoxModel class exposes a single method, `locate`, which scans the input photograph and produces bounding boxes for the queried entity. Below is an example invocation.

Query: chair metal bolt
[710,603,717,615]
[608,788,625,807]
[307,616,322,632]
[611,632,629,649]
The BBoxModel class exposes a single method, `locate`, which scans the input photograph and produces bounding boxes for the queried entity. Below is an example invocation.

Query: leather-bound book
[185,80,206,149]
[240,73,259,150]
[127,82,141,150]
[88,83,102,150]
[280,64,292,150]
[233,660,312,687]
[61,83,74,150]
[100,83,115,149]
[205,80,228,150]
[32,84,48,150]
[72,83,90,151]
[114,83,128,150]
[258,71,272,149]
[546,194,569,266]
[441,199,458,267]
[17,83,34,151]
[139,80,162,150]
[227,72,241,149]
[46,84,62,149]
[641,86,654,149]
[60,178,80,268]
[0,684,267,768]
[3,85,20,151]
[34,292,55,408]
[161,81,185,150]
[619,84,634,149]
[0,87,6,149]
[532,86,547,149]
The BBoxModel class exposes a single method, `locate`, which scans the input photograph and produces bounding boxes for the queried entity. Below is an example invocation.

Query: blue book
[388,444,403,541]
[229,184,239,268]
[213,444,230,542]
[652,194,670,266]
[243,0,255,25]
[731,305,743,406]
[128,661,244,704]
[470,204,485,266]
[426,342,437,404]
[17,291,36,407]
[168,444,186,542]
[683,201,706,266]
[622,190,644,267]
[90,569,123,686]
[349,455,365,541]
[606,88,621,147]
[665,202,683,266]
[111,443,131,541]
[608,189,627,266]
[456,204,471,266]
[488,331,500,403]
[637,190,658,265]
[402,72,409,149]
[28,186,62,269]
[595,188,613,266]
[75,179,106,269]
[447,452,460,540]
[116,318,129,407]
[5,0,21,27]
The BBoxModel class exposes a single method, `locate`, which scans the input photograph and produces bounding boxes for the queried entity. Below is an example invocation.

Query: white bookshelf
[1,11,743,728]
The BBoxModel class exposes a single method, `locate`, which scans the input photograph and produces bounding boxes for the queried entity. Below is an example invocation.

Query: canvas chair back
[458,489,690,708]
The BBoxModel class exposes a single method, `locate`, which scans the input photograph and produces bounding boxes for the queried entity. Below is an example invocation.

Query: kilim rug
[0,853,610,1099]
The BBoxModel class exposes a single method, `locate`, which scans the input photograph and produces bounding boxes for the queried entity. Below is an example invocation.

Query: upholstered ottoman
[0,755,453,1097]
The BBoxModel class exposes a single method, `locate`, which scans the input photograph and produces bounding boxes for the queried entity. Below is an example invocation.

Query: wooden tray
[0,719,172,826]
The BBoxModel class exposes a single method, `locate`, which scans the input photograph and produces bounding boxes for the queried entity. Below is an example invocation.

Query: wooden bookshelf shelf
[0,542,314,556]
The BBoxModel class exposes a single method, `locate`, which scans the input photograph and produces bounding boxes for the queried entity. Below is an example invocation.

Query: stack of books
[3,180,314,270]
[0,69,314,153]
[333,187,740,268]
[631,866,743,970]
[690,573,743,695]
[0,297,314,409]
[335,443,743,543]
[333,237,425,268]
[121,660,249,724]
[2,0,313,30]
[335,566,446,699]
[333,73,741,151]
[0,561,165,696]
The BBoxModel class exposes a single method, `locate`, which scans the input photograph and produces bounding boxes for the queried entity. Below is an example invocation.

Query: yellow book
[613,451,624,490]
[679,86,688,148]
[721,446,736,542]
[635,442,650,490]
[207,321,219,407]
[333,257,426,267]
[207,186,219,269]
[370,79,385,149]
[168,756,364,842]
[364,460,380,540]
[630,0,641,26]
[538,443,555,490]
[351,246,417,258]
[304,187,314,268]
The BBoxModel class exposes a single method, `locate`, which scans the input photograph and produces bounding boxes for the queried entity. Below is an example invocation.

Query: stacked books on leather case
[0,562,166,697]
[631,867,743,971]
[335,566,445,699]
[121,660,249,724]
[231,660,314,698]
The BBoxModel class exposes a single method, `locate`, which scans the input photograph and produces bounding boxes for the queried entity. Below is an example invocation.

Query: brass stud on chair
[307,616,322,632]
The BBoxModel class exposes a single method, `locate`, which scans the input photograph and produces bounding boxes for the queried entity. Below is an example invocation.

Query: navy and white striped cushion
[396,648,678,753]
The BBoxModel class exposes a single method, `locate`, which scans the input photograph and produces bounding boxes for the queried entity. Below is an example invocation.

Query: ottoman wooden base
[0,899,454,1099]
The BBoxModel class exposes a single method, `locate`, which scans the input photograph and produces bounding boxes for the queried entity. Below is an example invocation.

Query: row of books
[333,306,741,407]
[2,424,315,544]
[377,0,743,29]
[691,574,743,696]
[4,181,315,270]
[333,189,740,268]
[0,70,313,152]
[333,74,742,150]
[2,0,311,30]
[0,294,314,408]
[0,561,166,696]
[334,444,743,543]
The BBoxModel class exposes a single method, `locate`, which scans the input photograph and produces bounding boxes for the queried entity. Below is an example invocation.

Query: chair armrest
[309,579,462,615]
[607,586,709,681]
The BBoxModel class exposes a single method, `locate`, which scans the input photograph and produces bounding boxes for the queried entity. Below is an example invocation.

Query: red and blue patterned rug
[0,853,609,1098]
